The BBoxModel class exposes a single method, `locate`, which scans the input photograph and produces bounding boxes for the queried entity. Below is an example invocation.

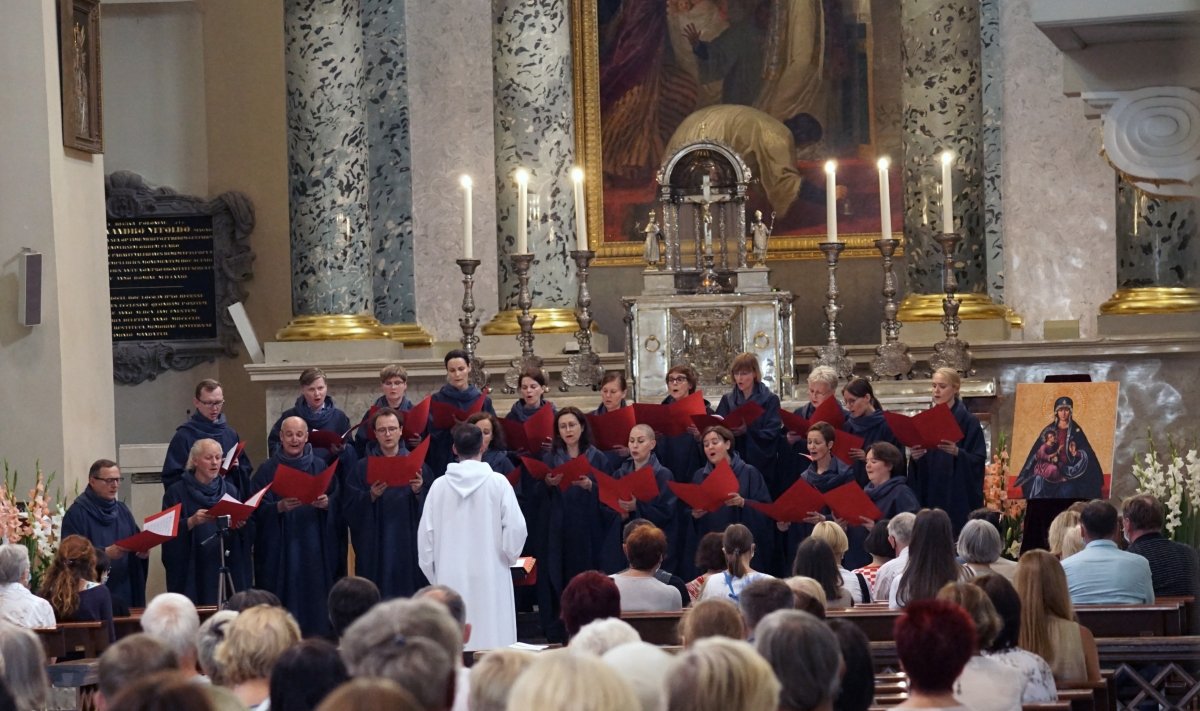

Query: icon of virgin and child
[1015,396,1104,500]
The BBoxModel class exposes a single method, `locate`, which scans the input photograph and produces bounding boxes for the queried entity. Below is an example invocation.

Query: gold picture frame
[60,0,103,154]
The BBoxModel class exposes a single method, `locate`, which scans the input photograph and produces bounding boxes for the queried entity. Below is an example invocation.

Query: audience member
[871,512,915,601]
[222,588,281,612]
[61,458,148,610]
[96,634,179,711]
[560,571,621,639]
[140,592,201,678]
[1047,509,1082,560]
[893,599,975,709]
[569,617,641,656]
[414,584,472,711]
[1015,550,1100,685]
[0,622,50,711]
[610,525,682,612]
[196,610,238,684]
[680,598,745,646]
[506,650,638,711]
[699,524,771,602]
[106,671,215,711]
[793,538,853,608]
[810,520,871,603]
[268,639,349,711]
[621,519,689,606]
[1061,500,1154,604]
[215,605,302,709]
[328,576,380,641]
[666,637,780,711]
[738,577,796,637]
[826,619,875,711]
[39,533,115,641]
[936,582,1022,711]
[970,574,1056,703]
[851,519,894,591]
[784,576,828,617]
[601,642,676,711]
[958,519,1016,581]
[965,509,1017,580]
[686,532,727,603]
[754,610,841,711]
[467,649,534,711]
[891,509,971,609]
[92,546,130,616]
[315,678,421,711]
[1122,493,1200,598]
[0,544,55,628]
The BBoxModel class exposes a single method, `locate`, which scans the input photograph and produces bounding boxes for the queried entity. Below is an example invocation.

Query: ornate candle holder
[928,231,974,374]
[813,241,855,379]
[870,238,914,379]
[456,258,488,390]
[561,249,604,390]
[503,253,545,392]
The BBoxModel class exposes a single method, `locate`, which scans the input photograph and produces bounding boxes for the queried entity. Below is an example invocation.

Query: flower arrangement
[1132,434,1200,549]
[0,462,66,591]
[984,432,1026,559]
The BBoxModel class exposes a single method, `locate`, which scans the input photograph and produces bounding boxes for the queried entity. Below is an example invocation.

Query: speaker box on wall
[18,250,42,326]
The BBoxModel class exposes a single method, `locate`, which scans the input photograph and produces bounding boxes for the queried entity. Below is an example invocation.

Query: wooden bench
[35,621,108,660]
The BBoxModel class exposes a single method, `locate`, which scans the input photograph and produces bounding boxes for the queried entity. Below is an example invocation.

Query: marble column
[277,0,388,340]
[483,0,580,335]
[897,0,1007,324]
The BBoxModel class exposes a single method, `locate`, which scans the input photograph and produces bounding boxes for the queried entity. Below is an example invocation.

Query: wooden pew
[34,621,107,661]
[621,610,685,645]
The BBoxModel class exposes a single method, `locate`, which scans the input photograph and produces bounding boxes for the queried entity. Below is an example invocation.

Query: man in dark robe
[161,379,253,495]
[61,459,148,609]
[251,416,339,637]
[352,364,415,458]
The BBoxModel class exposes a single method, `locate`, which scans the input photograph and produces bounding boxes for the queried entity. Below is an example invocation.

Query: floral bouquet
[984,432,1026,559]
[1132,434,1200,550]
[0,462,66,592]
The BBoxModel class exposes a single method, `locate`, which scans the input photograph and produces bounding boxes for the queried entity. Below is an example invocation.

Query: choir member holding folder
[907,368,987,533]
[504,368,556,458]
[597,425,677,573]
[427,349,496,480]
[251,416,339,636]
[841,378,902,488]
[352,364,415,457]
[592,372,631,468]
[654,365,710,483]
[344,408,430,599]
[267,367,354,464]
[779,422,856,575]
[162,438,253,605]
[778,367,844,496]
[161,379,253,495]
[863,442,920,520]
[717,353,782,491]
[61,459,148,610]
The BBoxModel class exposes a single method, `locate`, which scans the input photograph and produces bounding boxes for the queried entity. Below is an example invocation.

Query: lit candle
[877,157,891,241]
[571,167,588,251]
[940,151,954,233]
[459,174,473,260]
[824,160,837,242]
[515,168,529,254]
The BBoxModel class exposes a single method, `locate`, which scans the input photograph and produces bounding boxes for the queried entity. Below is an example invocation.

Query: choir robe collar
[73,486,122,527]
[277,444,319,472]
[435,383,485,408]
[801,456,855,492]
[845,408,888,436]
[178,410,230,439]
[726,380,772,409]
[292,395,344,432]
[373,394,414,412]
[181,470,234,508]
[365,440,410,457]
[507,399,551,422]
[592,401,627,416]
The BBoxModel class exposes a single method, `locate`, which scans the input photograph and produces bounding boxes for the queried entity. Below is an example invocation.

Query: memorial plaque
[108,215,218,342]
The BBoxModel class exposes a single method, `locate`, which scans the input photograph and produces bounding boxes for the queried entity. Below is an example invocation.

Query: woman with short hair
[610,526,682,612]
[936,582,1023,711]
[958,519,1016,581]
[717,353,782,491]
[666,637,780,711]
[0,621,50,710]
[894,599,975,709]
[215,605,302,709]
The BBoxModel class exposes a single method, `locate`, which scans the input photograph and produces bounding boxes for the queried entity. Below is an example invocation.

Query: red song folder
[587,406,637,451]
[633,391,708,437]
[366,437,431,487]
[402,397,432,437]
[747,478,826,522]
[271,462,337,505]
[593,466,661,514]
[883,404,965,450]
[822,482,883,522]
[430,394,488,430]
[699,401,766,432]
[667,459,740,513]
[501,405,556,454]
[830,431,866,466]
[220,441,246,475]
[115,504,182,553]
[780,397,845,433]
[518,455,595,492]
[308,429,349,450]
[207,484,272,526]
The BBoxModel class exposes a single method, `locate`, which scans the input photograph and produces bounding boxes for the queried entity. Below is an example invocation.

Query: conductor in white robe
[418,422,528,651]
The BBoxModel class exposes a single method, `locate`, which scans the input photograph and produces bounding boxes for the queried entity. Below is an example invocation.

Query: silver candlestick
[813,241,854,379]
[870,238,914,379]
[456,258,488,390]
[928,231,974,374]
[503,253,545,392]
[561,249,604,390]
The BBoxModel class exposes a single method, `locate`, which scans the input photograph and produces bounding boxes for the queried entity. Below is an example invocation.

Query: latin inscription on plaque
[107,215,217,342]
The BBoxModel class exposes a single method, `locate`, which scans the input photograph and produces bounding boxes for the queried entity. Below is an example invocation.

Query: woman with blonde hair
[907,367,987,532]
[505,650,638,711]
[666,637,780,711]
[1047,509,1083,560]
[811,520,871,603]
[1014,550,1100,685]
[215,604,302,708]
[39,534,115,642]
[469,649,534,711]
[680,598,746,646]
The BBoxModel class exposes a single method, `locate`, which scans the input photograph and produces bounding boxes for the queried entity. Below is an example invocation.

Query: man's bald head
[280,416,309,457]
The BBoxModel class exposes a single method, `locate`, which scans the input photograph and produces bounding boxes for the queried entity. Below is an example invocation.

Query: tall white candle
[459,174,473,260]
[824,160,838,242]
[877,157,891,241]
[940,151,954,233]
[515,168,529,254]
[571,167,588,251]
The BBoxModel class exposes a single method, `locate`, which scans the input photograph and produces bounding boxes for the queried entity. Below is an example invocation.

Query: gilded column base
[896,293,1011,322]
[275,314,392,341]
[383,322,435,347]
[1099,287,1200,315]
[481,307,590,335]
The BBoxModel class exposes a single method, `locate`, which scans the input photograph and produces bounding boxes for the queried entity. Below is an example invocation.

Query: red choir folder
[207,484,272,526]
[748,478,826,522]
[668,459,740,513]
[883,404,965,450]
[501,405,556,454]
[308,429,349,450]
[366,437,431,487]
[430,394,488,430]
[115,504,182,553]
[593,466,661,514]
[505,466,522,488]
[780,409,813,435]
[518,455,595,492]
[692,401,765,432]
[587,406,637,451]
[779,397,845,434]
[633,391,708,437]
[271,462,337,505]
[403,397,432,437]
[830,431,866,466]
[822,482,883,522]
[220,441,246,475]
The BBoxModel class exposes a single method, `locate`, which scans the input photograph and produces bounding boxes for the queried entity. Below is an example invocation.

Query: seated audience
[96,634,179,711]
[197,610,238,684]
[506,650,638,710]
[92,546,131,616]
[936,582,1022,711]
[0,622,50,711]
[738,577,796,638]
[560,571,621,639]
[1122,493,1199,598]
[1047,509,1083,560]
[784,576,828,618]
[328,576,380,641]
[1015,550,1100,685]
[140,592,201,679]
[965,509,1017,580]
[222,588,282,612]
[754,610,841,711]
[680,598,745,646]
[414,584,471,711]
[610,525,683,612]
[666,637,780,711]
[106,671,215,711]
[269,639,349,711]
[970,574,1056,703]
[810,520,871,603]
[215,605,302,709]
[793,538,853,608]
[891,509,972,609]
[699,524,772,602]
[468,649,534,711]
[851,517,894,591]
[685,532,727,603]
[958,519,1016,581]
[893,599,975,709]
[569,617,641,656]
[1061,500,1154,604]
[315,678,421,711]
[621,519,689,606]
[826,620,874,711]
[0,544,55,628]
[601,642,675,711]
[871,512,915,602]
[39,533,115,641]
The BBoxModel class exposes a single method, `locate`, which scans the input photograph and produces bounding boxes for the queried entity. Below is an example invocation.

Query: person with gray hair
[569,617,641,656]
[667,637,780,711]
[341,598,461,711]
[467,649,534,711]
[0,621,50,711]
[196,610,238,684]
[0,543,55,628]
[140,592,201,677]
[414,585,471,711]
[96,634,178,711]
[754,610,842,711]
[601,641,676,711]
[958,519,1016,581]
[870,511,916,601]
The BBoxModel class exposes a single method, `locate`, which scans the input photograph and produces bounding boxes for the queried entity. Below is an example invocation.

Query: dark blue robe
[161,472,253,606]
[505,399,556,457]
[653,395,711,484]
[250,445,339,637]
[427,384,496,480]
[352,395,413,458]
[161,412,254,495]
[782,457,856,576]
[775,401,849,498]
[679,453,773,579]
[865,475,921,519]
[267,395,353,462]
[591,402,630,471]
[908,399,986,533]
[843,410,903,487]
[717,382,782,493]
[344,442,429,599]
[597,454,677,574]
[61,488,147,609]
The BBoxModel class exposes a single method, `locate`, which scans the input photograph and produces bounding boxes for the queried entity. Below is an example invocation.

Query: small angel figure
[749,209,775,265]
[642,210,664,269]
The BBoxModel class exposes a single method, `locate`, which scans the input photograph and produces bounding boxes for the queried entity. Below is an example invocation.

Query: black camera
[215,514,232,531]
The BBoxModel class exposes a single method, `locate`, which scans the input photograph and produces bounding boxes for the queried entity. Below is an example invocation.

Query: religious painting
[572,0,903,265]
[1010,382,1119,501]
[60,0,103,153]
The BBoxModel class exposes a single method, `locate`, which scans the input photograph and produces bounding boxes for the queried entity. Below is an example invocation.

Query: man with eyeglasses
[61,459,148,609]
[161,379,253,494]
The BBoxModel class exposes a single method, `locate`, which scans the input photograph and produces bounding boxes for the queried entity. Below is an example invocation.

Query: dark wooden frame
[60,0,104,153]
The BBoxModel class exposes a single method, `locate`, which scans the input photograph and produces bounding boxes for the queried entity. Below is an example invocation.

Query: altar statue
[642,210,664,269]
[749,209,774,265]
